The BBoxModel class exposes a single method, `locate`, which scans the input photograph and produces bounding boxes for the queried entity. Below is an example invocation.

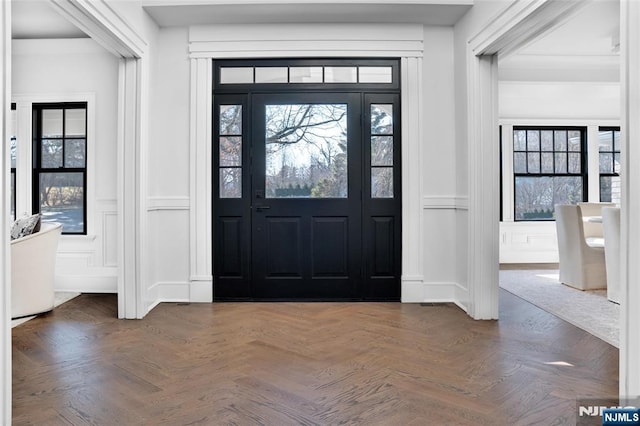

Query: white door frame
[50,0,148,319]
[1,2,13,423]
[188,24,426,304]
[619,0,640,400]
[465,0,589,319]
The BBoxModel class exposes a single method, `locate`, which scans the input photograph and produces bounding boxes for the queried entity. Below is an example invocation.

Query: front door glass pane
[265,104,348,198]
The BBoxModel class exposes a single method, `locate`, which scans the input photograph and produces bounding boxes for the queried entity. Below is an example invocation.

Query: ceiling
[11,0,474,40]
[11,0,620,72]
[11,0,88,39]
[141,1,473,26]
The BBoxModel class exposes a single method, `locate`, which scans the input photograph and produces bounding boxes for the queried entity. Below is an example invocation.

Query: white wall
[421,26,464,304]
[11,38,119,292]
[147,27,191,302]
[141,23,464,306]
[500,81,620,121]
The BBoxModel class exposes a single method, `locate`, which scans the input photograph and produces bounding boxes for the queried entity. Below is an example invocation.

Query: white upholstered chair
[578,202,616,239]
[11,222,62,319]
[555,204,607,290]
[602,206,621,303]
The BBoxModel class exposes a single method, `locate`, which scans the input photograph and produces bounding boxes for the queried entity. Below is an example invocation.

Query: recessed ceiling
[12,0,88,39]
[142,1,474,26]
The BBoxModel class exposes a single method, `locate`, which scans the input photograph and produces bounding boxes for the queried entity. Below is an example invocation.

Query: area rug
[499,269,619,347]
[11,292,80,328]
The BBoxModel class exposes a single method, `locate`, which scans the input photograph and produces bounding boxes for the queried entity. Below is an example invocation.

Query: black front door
[250,93,362,299]
[213,59,401,301]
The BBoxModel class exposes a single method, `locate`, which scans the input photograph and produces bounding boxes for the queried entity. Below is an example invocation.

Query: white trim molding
[423,196,469,210]
[189,24,424,58]
[189,23,425,303]
[147,196,190,211]
[1,1,11,422]
[189,57,213,301]
[402,280,469,312]
[45,0,151,320]
[50,0,147,58]
[469,0,588,58]
[620,0,640,402]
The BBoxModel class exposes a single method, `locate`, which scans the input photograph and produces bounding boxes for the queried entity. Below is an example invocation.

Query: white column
[117,58,146,318]
[467,53,499,320]
[189,58,213,302]
[400,56,425,302]
[620,0,640,401]
[1,0,11,422]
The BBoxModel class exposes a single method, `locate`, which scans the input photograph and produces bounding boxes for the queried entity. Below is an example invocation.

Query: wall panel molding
[147,196,190,211]
[423,196,469,210]
[189,24,424,58]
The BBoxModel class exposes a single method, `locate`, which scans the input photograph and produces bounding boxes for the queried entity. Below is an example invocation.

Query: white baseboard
[149,280,213,305]
[402,278,469,312]
[190,280,213,302]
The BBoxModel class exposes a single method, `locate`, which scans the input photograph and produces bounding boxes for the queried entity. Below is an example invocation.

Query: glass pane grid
[371,104,394,198]
[218,104,243,199]
[220,64,394,85]
[598,130,620,179]
[34,104,88,234]
[513,129,583,175]
[513,128,585,221]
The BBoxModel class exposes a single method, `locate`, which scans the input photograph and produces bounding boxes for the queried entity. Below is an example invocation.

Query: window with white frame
[32,103,87,234]
[598,127,621,203]
[512,126,587,221]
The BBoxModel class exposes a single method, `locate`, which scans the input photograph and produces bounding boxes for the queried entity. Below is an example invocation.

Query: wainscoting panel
[405,196,469,310]
[54,199,117,293]
[147,198,207,303]
[500,221,559,263]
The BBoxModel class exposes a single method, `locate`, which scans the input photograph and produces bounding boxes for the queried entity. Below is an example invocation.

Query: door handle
[255,205,271,212]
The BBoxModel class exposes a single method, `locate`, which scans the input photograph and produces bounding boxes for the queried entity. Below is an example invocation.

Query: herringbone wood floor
[12,290,618,425]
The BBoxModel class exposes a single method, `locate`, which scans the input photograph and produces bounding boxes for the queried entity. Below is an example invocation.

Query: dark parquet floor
[12,289,618,425]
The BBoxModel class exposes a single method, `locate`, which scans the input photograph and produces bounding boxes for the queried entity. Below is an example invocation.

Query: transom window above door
[214,59,399,89]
